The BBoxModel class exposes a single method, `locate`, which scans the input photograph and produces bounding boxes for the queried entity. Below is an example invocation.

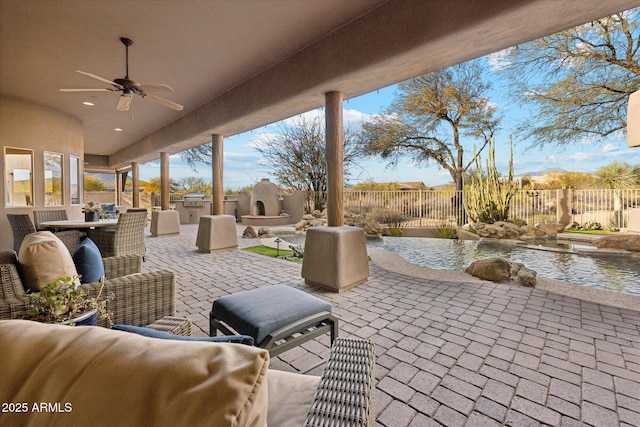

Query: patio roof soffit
[107,0,640,168]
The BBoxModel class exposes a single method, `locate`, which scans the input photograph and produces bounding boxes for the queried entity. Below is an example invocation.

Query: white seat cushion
[267,370,319,427]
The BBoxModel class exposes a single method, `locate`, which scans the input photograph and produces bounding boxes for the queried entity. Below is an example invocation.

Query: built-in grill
[183,192,206,207]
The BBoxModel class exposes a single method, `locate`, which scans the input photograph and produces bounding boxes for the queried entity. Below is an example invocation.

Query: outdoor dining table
[39,219,118,229]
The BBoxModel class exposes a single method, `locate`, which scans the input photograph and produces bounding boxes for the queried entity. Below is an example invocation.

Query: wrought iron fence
[156,188,640,229]
[572,189,640,229]
[308,188,640,228]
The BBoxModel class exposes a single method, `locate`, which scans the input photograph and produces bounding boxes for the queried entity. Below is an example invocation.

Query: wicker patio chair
[6,214,36,253]
[0,250,175,328]
[33,209,82,253]
[87,209,147,260]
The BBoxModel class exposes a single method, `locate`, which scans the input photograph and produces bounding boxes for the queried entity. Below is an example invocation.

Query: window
[44,152,64,206]
[70,155,81,205]
[4,147,33,207]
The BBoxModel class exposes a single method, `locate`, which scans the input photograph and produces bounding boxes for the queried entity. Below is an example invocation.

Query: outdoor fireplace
[238,178,304,226]
[250,179,280,216]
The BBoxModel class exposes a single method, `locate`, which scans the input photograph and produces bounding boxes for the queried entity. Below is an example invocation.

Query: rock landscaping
[473,221,565,240]
[465,256,537,287]
[294,209,384,236]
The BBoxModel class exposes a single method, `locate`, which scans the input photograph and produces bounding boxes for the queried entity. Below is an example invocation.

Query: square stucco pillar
[196,215,238,252]
[628,208,640,233]
[151,210,180,236]
[301,226,369,293]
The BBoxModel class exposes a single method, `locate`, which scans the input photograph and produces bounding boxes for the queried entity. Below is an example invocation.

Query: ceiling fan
[60,37,183,112]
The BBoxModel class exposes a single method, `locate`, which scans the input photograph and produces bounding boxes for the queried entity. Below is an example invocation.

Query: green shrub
[581,221,603,230]
[436,219,456,239]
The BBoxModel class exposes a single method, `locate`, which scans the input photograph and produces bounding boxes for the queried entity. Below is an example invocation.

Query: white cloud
[602,144,617,153]
[486,48,513,71]
[223,151,257,160]
[280,109,324,127]
[343,109,373,128]
[569,152,590,161]
[278,107,374,129]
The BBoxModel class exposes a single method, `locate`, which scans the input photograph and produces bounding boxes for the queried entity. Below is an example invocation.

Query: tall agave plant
[464,137,518,224]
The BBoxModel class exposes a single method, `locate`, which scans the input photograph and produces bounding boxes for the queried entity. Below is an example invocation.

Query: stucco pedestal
[301,226,369,293]
[196,215,238,252]
[628,208,640,234]
[151,210,180,236]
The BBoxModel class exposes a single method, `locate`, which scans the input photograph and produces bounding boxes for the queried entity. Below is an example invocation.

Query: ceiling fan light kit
[116,92,133,111]
[59,37,183,112]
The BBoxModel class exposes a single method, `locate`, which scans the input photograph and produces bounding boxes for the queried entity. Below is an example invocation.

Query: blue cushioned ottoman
[210,284,338,358]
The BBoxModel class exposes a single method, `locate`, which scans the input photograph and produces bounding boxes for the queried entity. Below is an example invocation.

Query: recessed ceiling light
[114,128,123,132]
[83,101,95,106]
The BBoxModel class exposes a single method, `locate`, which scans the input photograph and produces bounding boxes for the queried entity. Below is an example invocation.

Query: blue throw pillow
[112,324,255,346]
[72,238,105,284]
[100,203,117,212]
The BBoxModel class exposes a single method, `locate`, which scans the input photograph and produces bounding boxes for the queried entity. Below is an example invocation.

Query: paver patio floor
[144,224,640,427]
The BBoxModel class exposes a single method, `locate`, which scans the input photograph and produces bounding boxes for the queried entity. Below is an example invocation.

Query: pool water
[277,233,640,295]
[368,237,640,295]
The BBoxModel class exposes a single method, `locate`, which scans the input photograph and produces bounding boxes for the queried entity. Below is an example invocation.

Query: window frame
[4,146,34,207]
[44,151,64,207]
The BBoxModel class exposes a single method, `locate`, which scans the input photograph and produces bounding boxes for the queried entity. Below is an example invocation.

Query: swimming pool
[278,233,640,295]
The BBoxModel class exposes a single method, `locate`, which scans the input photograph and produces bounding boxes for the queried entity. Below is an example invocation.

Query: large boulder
[593,235,640,252]
[510,262,537,287]
[534,222,565,238]
[520,226,547,238]
[465,257,537,287]
[474,221,522,239]
[242,226,258,238]
[257,227,275,238]
[465,257,512,282]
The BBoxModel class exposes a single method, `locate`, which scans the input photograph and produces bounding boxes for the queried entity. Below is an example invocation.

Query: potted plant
[82,201,103,222]
[25,275,113,326]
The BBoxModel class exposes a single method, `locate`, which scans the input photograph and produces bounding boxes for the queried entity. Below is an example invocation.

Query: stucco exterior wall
[0,96,84,251]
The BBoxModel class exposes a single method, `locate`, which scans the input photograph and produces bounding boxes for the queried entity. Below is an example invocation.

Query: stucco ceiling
[1,0,639,170]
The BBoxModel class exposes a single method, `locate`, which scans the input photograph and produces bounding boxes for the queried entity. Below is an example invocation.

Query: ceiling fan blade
[144,93,184,111]
[59,88,110,92]
[138,83,174,93]
[116,93,133,111]
[75,70,119,87]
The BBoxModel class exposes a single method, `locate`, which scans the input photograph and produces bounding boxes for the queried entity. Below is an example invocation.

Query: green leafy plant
[580,221,603,231]
[386,218,405,237]
[81,201,102,213]
[375,209,405,236]
[26,276,113,326]
[436,218,456,239]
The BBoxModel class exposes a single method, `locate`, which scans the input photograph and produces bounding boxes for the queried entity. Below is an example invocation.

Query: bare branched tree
[358,59,500,223]
[254,115,363,211]
[499,9,640,146]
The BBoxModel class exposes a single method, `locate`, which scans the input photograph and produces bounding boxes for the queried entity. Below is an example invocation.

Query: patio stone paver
[143,223,640,426]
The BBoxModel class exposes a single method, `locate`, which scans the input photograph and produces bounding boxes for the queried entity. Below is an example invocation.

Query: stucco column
[115,173,122,206]
[211,134,224,215]
[160,152,170,211]
[325,91,343,226]
[556,188,573,226]
[131,162,140,208]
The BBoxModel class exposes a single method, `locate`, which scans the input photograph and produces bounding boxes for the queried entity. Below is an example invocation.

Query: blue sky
[138,55,640,190]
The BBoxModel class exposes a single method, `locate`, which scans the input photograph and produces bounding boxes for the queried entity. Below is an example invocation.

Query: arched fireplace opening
[256,201,265,216]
